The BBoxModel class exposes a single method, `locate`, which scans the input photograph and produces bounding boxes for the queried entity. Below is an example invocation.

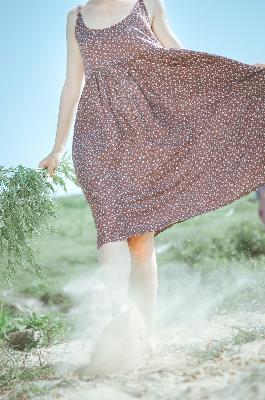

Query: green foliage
[231,222,265,257]
[5,380,53,399]
[193,325,265,362]
[231,325,265,345]
[0,309,63,393]
[39,291,73,313]
[0,364,56,393]
[0,153,78,284]
[192,338,231,362]
[57,194,87,209]
[0,308,67,348]
[168,220,265,266]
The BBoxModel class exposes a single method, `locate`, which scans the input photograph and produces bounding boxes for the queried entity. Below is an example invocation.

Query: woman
[38,0,265,346]
[257,185,265,224]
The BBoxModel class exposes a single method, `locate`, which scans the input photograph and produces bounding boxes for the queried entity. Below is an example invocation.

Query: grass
[156,192,265,265]
[193,325,265,362]
[0,310,68,347]
[0,364,57,393]
[0,308,65,394]
[231,325,265,346]
[7,382,52,400]
[192,338,231,362]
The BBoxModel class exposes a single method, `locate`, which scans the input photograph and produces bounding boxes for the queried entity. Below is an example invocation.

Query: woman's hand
[38,151,62,177]
[254,63,265,68]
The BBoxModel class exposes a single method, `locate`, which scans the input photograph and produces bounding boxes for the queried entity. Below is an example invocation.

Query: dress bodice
[75,0,164,80]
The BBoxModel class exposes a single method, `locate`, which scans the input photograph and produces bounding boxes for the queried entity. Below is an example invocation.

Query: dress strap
[139,0,151,25]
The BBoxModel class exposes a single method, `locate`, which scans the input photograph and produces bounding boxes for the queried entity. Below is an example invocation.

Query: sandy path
[3,264,265,400]
[39,309,265,400]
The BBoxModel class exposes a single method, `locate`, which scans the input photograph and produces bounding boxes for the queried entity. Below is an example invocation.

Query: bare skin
[38,0,265,338]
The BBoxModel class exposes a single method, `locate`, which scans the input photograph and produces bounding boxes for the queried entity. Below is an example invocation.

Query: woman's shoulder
[143,0,164,21]
[67,4,83,20]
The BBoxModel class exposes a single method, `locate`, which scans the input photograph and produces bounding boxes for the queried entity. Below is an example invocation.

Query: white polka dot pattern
[72,0,265,249]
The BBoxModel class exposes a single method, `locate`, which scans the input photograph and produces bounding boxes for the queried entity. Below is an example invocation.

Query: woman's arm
[146,0,184,49]
[38,8,84,176]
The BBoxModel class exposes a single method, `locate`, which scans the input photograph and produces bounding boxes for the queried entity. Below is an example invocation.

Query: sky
[1,0,265,195]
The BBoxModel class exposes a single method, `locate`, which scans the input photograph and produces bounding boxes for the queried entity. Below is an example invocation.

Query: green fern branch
[0,152,79,285]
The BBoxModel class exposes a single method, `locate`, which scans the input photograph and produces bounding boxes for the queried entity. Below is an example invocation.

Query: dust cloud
[45,245,265,399]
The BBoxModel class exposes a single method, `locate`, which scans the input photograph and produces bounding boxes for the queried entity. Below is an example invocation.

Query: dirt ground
[15,311,264,400]
[6,264,264,400]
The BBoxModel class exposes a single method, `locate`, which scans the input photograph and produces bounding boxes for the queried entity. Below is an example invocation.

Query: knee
[98,240,128,265]
[127,232,154,264]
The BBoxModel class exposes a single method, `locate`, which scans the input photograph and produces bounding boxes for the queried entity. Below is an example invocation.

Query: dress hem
[96,180,264,250]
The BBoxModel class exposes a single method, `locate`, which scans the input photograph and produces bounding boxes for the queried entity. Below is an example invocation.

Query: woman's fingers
[38,159,46,168]
[37,154,60,177]
[48,159,59,177]
[48,164,56,177]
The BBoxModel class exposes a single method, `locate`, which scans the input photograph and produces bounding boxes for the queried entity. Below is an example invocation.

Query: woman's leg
[127,232,158,337]
[97,240,131,316]
[88,240,150,374]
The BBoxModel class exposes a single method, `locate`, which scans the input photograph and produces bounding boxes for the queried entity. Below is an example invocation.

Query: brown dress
[72,0,265,249]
